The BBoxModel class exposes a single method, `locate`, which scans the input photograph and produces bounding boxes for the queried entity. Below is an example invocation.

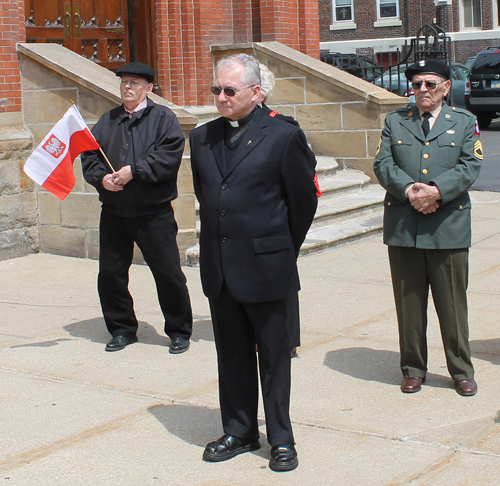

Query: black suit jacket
[190,108,318,303]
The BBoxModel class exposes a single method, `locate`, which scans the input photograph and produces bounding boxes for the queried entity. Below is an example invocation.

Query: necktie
[422,112,432,137]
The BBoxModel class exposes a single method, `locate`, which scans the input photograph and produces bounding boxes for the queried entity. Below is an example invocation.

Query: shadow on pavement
[191,317,214,343]
[58,316,215,347]
[148,403,268,456]
[324,347,452,388]
[62,318,169,347]
[470,338,500,365]
[10,338,74,348]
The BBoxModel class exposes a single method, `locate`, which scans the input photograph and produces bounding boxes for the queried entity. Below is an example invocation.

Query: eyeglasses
[411,80,445,90]
[210,85,255,97]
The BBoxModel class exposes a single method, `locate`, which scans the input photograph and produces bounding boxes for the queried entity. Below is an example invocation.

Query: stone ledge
[17,43,198,131]
[212,42,408,111]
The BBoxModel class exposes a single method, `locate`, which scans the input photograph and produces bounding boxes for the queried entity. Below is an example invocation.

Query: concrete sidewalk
[1,190,500,485]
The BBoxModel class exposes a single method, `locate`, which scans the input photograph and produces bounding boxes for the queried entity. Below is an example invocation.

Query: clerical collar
[225,106,258,128]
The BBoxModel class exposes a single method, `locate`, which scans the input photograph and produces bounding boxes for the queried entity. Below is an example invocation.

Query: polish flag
[23,105,100,200]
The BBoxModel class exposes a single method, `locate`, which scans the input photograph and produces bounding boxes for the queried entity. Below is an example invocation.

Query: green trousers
[388,246,474,381]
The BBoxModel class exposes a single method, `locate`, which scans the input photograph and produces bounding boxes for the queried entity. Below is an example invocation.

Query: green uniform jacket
[373,104,483,249]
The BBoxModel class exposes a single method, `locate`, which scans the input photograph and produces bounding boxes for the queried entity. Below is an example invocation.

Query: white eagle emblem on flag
[42,135,67,158]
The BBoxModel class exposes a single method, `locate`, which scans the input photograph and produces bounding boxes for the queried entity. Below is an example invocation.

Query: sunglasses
[210,85,255,97]
[411,80,445,90]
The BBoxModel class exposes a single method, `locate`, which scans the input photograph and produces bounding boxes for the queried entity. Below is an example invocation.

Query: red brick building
[319,0,500,64]
[1,0,319,119]
[0,0,25,115]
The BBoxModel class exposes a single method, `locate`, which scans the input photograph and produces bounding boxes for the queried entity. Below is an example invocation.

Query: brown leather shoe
[455,378,477,396]
[401,376,424,393]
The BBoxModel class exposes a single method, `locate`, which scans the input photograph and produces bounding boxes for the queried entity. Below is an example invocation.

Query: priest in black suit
[190,53,317,472]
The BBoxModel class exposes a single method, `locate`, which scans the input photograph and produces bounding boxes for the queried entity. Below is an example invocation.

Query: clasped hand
[408,182,442,214]
[102,166,133,192]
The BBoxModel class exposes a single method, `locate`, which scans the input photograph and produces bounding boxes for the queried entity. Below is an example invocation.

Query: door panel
[25,0,129,70]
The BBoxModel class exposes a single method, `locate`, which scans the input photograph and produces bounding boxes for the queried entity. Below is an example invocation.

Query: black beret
[405,59,450,81]
[115,62,155,83]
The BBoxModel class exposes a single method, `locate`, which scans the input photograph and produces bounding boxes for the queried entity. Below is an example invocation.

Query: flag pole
[98,148,115,173]
[70,100,115,173]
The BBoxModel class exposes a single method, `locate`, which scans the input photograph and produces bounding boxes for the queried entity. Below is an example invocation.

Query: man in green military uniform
[374,59,483,396]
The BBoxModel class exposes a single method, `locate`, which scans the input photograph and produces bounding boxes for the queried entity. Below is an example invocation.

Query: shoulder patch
[474,139,484,160]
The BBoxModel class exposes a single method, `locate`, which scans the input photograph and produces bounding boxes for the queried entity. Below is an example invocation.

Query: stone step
[0,125,33,145]
[186,210,384,266]
[186,179,386,266]
[315,155,338,180]
[182,105,219,126]
[312,184,385,229]
[301,213,383,255]
[317,169,371,198]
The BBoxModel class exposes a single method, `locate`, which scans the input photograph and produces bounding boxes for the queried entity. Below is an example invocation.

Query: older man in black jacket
[81,62,192,354]
[190,54,317,472]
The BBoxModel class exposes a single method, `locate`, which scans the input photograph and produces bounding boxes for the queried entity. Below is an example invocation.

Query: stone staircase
[301,156,385,255]
[185,154,385,266]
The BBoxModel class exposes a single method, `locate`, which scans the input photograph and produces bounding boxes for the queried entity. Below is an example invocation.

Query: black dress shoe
[105,335,137,352]
[203,434,260,462]
[269,443,298,472]
[169,337,190,354]
[455,378,477,396]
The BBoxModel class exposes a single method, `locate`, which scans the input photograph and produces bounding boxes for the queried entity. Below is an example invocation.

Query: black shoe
[269,444,298,472]
[105,335,137,352]
[169,337,190,354]
[203,434,260,462]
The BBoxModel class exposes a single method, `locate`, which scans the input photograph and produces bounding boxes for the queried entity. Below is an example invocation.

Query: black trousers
[98,208,192,340]
[287,291,300,348]
[388,246,473,381]
[209,283,294,446]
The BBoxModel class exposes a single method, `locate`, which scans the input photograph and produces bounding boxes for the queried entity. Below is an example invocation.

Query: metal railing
[321,24,452,99]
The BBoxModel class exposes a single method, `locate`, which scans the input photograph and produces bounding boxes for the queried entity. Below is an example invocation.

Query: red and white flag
[23,105,100,200]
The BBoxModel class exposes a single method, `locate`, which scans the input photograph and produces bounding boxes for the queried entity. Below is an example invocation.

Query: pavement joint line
[473,234,500,246]
[0,365,216,410]
[0,333,33,340]
[7,365,499,459]
[0,408,149,472]
[6,359,497,463]
[0,301,100,309]
[289,419,500,458]
[399,438,500,458]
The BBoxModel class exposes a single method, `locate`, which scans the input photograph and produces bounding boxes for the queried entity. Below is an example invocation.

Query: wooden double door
[25,0,158,81]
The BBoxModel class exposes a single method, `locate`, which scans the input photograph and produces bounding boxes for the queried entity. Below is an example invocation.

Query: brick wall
[453,39,500,64]
[298,0,320,56]
[0,0,25,113]
[156,0,320,106]
[319,0,438,42]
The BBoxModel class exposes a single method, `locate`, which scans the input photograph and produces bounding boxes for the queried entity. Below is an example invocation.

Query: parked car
[320,51,382,82]
[374,63,469,109]
[465,56,476,70]
[465,46,500,129]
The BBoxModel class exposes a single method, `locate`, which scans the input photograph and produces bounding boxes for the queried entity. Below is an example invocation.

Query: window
[334,0,354,22]
[378,0,399,19]
[462,0,482,28]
